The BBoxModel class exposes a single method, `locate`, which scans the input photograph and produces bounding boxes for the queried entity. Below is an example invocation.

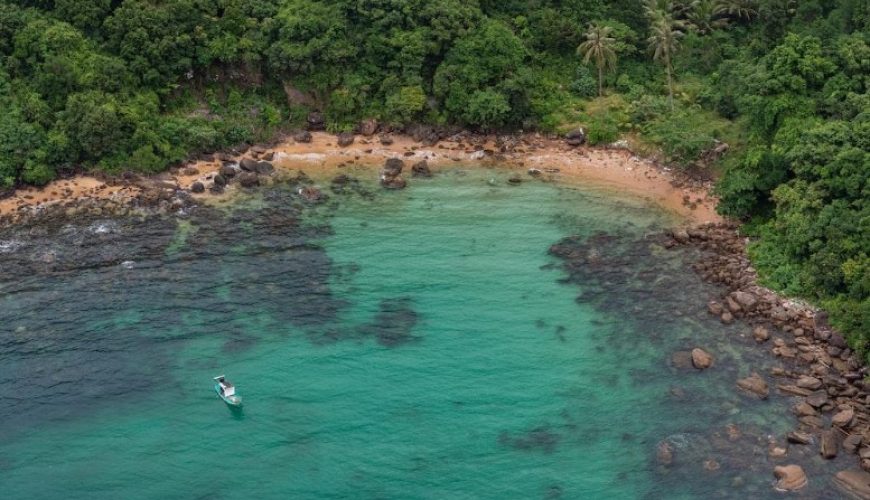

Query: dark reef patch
[357,297,420,347]
[0,182,350,442]
[498,425,560,454]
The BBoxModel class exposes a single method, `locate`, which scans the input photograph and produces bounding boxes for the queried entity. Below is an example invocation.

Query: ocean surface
[0,167,850,498]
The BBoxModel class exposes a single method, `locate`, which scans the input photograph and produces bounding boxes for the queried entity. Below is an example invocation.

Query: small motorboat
[214,375,243,407]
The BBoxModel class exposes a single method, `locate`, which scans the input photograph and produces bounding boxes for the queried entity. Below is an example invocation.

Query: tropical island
[0,0,868,498]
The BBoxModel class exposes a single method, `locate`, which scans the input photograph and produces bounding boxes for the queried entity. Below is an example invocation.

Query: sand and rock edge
[0,129,719,226]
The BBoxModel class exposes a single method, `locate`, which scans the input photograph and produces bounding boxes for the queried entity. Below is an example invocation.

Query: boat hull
[214,384,243,407]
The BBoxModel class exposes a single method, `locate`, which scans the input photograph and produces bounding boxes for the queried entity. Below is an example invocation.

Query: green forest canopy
[0,0,867,353]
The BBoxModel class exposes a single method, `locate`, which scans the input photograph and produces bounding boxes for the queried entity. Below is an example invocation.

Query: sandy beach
[0,132,721,224]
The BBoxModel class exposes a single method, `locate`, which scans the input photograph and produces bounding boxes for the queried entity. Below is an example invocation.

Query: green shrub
[569,66,598,98]
[587,115,619,145]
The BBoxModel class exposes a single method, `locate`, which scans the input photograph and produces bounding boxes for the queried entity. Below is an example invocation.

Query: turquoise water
[0,168,848,498]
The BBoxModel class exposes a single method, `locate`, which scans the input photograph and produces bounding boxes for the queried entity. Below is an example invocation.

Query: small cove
[0,167,850,498]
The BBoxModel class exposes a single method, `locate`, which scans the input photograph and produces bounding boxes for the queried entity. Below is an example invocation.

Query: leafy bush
[586,115,619,145]
[570,66,598,98]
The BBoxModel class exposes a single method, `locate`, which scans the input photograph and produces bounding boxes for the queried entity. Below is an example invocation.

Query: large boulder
[691,348,713,369]
[381,158,407,189]
[219,164,237,178]
[359,118,378,136]
[729,290,758,312]
[737,372,769,399]
[383,158,405,176]
[294,130,313,143]
[190,181,205,193]
[786,431,813,445]
[796,376,822,390]
[833,408,856,428]
[834,470,870,499]
[773,465,807,491]
[337,132,355,147]
[565,128,586,147]
[240,158,259,172]
[213,174,227,187]
[307,112,325,130]
[237,172,259,188]
[255,161,274,175]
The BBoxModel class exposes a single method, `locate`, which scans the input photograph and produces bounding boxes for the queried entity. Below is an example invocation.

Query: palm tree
[688,0,730,34]
[576,24,617,97]
[714,0,757,21]
[647,12,685,111]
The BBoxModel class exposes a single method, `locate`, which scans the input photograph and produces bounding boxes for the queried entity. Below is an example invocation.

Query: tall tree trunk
[598,63,604,97]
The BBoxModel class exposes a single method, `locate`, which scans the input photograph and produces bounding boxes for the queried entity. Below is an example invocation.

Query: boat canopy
[214,375,236,396]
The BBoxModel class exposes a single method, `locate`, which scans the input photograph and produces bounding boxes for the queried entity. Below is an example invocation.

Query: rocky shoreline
[668,222,870,498]
[0,123,720,228]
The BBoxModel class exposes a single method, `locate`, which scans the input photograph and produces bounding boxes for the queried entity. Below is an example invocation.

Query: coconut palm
[688,0,730,34]
[576,24,618,97]
[647,12,685,111]
[714,0,757,21]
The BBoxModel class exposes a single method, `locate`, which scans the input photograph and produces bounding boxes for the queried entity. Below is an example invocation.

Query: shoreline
[0,131,721,226]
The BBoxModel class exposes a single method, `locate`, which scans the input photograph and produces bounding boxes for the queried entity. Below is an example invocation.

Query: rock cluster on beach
[380,158,407,189]
[668,222,870,494]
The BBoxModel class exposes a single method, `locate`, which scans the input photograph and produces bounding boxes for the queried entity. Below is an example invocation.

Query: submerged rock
[787,431,813,445]
[671,351,695,370]
[499,426,560,454]
[821,430,839,459]
[656,440,674,466]
[736,372,769,398]
[691,348,713,369]
[773,464,807,491]
[753,326,770,342]
[411,160,432,178]
[297,186,325,204]
[834,470,870,499]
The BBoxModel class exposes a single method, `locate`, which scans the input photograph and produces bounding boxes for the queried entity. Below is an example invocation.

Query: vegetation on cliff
[0,0,866,351]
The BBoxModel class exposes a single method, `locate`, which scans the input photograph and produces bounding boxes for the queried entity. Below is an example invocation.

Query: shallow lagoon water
[0,168,849,498]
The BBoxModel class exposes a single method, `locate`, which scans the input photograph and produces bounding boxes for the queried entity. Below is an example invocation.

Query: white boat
[213,375,242,407]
